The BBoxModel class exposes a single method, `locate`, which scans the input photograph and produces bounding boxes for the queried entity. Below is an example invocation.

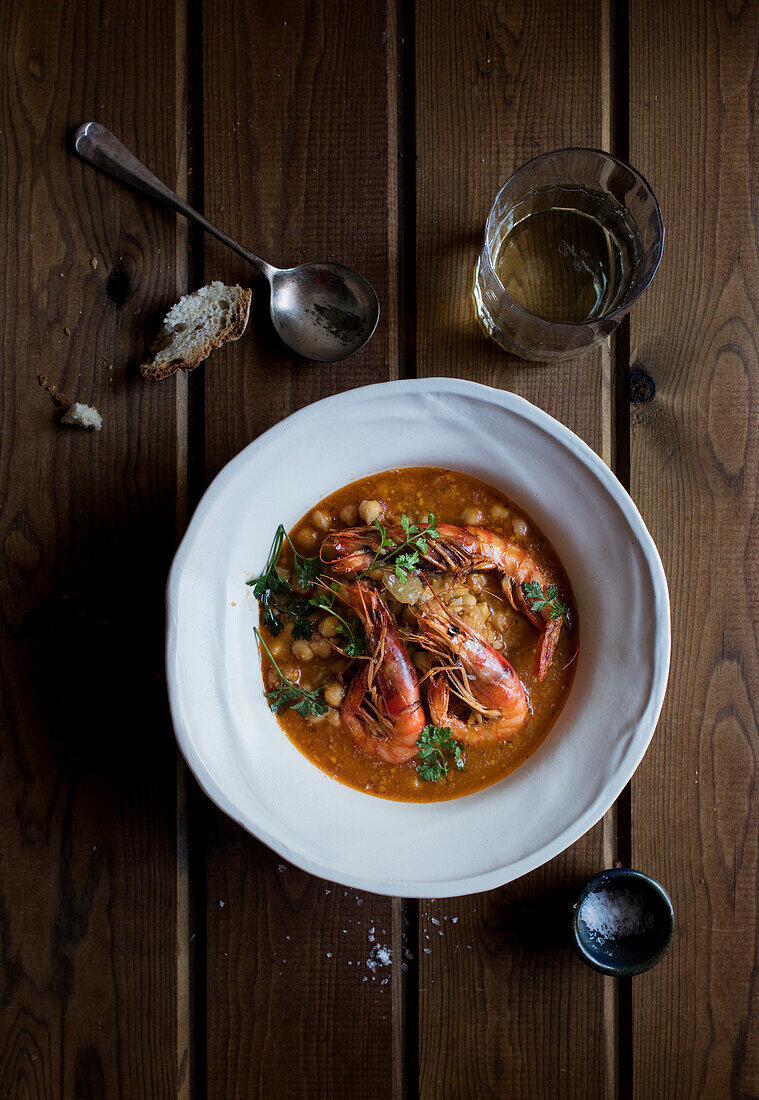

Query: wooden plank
[629,2,759,1095]
[414,1,614,1096]
[199,2,403,1095]
[0,0,187,1095]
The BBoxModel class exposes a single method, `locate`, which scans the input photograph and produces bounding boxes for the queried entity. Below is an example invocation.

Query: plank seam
[610,1,633,1097]
[186,0,208,1094]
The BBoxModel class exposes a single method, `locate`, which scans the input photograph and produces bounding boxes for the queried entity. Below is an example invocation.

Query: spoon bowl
[270,263,379,361]
[74,123,380,363]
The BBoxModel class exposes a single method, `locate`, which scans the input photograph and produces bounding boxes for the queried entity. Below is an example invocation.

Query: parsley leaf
[335,620,366,658]
[249,524,323,636]
[393,548,420,583]
[401,514,417,539]
[358,512,440,582]
[309,590,366,658]
[415,724,465,782]
[522,580,569,622]
[255,628,328,718]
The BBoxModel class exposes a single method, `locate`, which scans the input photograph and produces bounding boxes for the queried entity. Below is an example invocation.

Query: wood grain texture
[198,2,403,1095]
[415,0,612,451]
[414,2,614,1096]
[0,0,187,1095]
[629,1,759,1095]
[201,0,400,481]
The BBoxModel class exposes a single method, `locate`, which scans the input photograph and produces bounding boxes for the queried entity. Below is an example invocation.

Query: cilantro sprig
[248,524,321,637]
[415,724,465,782]
[309,583,366,658]
[522,581,569,622]
[361,512,440,583]
[254,627,328,718]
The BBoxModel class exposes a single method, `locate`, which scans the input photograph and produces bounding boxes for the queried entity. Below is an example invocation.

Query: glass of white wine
[473,149,664,361]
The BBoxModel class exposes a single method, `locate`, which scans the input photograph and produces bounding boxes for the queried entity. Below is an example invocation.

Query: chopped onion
[382,570,425,605]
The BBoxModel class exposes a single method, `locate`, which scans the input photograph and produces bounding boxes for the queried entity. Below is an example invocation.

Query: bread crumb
[37,373,70,408]
[90,256,98,270]
[63,327,71,336]
[60,402,102,430]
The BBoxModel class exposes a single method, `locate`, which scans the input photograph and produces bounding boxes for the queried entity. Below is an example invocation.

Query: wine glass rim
[482,147,665,330]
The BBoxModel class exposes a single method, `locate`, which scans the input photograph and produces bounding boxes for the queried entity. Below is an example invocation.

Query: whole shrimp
[412,599,530,743]
[324,521,564,679]
[340,581,425,764]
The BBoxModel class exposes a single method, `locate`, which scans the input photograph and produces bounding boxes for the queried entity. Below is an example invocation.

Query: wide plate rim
[166,377,670,898]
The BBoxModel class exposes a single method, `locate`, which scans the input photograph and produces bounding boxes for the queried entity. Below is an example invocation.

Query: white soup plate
[166,378,670,898]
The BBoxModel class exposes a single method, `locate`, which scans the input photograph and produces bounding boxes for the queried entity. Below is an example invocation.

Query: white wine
[489,190,643,324]
[474,154,662,361]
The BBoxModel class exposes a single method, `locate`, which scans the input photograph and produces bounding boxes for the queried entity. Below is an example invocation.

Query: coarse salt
[580,887,655,940]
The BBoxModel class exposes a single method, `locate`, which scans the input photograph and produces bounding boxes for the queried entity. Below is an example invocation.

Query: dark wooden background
[1,0,757,1096]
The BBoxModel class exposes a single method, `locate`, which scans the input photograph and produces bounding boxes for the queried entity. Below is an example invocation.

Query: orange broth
[255,467,577,801]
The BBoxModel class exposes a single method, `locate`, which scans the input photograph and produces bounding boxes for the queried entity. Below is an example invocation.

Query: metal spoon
[74,122,380,362]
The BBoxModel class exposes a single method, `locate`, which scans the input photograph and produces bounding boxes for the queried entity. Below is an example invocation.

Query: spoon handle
[74,123,275,280]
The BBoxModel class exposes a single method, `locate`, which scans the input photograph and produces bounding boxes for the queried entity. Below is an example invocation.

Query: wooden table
[2,0,757,1095]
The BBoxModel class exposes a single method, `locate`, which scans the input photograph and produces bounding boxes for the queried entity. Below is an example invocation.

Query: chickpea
[311,508,331,531]
[512,516,528,537]
[319,615,341,638]
[491,503,509,520]
[326,708,341,726]
[305,711,326,725]
[266,670,279,689]
[340,503,359,526]
[460,507,483,525]
[291,639,313,661]
[297,527,318,550]
[269,638,287,658]
[358,499,383,524]
[311,636,333,659]
[324,682,345,708]
[469,573,487,592]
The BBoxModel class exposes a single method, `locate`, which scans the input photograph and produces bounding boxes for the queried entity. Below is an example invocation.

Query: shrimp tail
[341,665,381,750]
[532,616,563,680]
[427,673,450,728]
[503,576,563,681]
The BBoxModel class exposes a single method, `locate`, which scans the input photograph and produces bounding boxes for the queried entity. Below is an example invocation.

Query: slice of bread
[139,282,252,380]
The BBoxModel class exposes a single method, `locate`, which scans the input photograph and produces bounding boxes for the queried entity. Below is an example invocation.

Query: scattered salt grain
[219,900,225,908]
[579,888,655,940]
[451,917,459,924]
[277,864,287,872]
[430,917,440,925]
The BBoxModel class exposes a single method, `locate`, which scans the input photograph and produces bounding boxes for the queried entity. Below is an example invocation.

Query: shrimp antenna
[420,575,451,617]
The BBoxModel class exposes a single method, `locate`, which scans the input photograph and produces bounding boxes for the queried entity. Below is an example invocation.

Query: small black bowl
[571,868,674,976]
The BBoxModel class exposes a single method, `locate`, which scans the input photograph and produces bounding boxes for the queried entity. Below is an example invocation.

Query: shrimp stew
[250,467,578,802]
